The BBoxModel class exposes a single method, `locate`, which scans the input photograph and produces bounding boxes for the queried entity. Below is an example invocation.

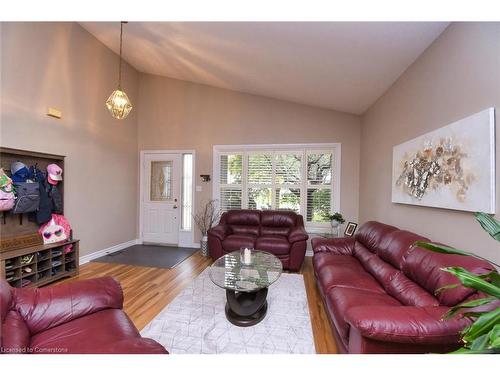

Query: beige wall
[1,22,140,257]
[137,74,361,241]
[360,22,500,263]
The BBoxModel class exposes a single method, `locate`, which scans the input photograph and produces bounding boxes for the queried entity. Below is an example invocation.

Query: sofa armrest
[13,277,124,335]
[311,237,355,256]
[345,305,471,345]
[288,225,308,243]
[208,224,229,241]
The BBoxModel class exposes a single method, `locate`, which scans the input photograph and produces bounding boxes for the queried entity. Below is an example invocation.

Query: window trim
[213,143,341,230]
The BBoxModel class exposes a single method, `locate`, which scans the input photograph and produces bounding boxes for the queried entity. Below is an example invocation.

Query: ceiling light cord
[118,21,125,89]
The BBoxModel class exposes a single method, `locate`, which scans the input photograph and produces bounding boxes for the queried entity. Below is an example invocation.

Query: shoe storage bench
[0,147,79,288]
[1,239,80,287]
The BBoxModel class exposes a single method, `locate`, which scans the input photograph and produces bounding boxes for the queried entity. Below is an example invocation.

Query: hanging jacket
[29,166,53,225]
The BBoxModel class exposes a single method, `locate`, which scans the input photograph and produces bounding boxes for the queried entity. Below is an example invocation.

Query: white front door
[142,153,181,244]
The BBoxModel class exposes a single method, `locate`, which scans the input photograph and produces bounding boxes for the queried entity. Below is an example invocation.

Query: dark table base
[225,288,268,327]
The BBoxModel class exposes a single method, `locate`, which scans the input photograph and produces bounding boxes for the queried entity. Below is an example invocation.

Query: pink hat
[47,164,63,185]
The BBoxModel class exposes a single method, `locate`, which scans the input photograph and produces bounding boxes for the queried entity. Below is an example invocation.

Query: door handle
[173,205,178,209]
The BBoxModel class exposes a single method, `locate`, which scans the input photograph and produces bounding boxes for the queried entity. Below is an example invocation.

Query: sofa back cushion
[260,210,297,237]
[225,210,260,236]
[402,245,495,306]
[1,279,11,324]
[355,221,399,253]
[1,310,31,353]
[377,230,429,269]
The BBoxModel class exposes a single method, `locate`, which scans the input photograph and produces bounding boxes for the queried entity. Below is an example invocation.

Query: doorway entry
[140,152,184,245]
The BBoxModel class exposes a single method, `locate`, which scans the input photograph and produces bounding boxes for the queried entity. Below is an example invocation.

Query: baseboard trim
[179,242,200,249]
[79,239,139,265]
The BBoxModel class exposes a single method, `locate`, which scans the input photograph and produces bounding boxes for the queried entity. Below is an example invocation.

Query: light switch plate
[47,107,62,119]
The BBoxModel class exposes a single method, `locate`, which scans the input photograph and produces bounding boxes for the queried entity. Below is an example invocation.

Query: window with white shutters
[214,145,339,228]
[306,152,333,223]
[219,154,243,211]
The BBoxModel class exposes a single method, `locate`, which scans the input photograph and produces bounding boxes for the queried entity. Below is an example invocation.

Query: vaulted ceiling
[81,22,449,114]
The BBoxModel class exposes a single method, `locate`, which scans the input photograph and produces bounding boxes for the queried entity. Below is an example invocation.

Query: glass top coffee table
[209,250,283,327]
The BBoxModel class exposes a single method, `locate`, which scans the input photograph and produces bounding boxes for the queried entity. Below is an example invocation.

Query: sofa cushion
[316,262,385,295]
[377,230,429,269]
[13,277,123,335]
[1,310,30,353]
[312,253,362,273]
[1,279,12,324]
[255,235,291,255]
[222,234,256,251]
[386,272,439,307]
[260,210,296,236]
[325,287,402,345]
[355,245,400,289]
[225,210,260,236]
[355,221,399,253]
[345,305,470,345]
[402,245,495,306]
[351,239,439,307]
[225,209,261,226]
[30,309,167,354]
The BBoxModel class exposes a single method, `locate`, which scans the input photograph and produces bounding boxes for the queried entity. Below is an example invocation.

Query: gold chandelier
[106,21,133,120]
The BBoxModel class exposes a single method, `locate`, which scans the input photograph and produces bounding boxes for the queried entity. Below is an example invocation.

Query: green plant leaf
[435,283,459,295]
[475,212,500,242]
[462,307,500,343]
[487,324,500,349]
[478,272,500,288]
[414,241,475,257]
[442,267,500,298]
[414,241,500,268]
[442,297,496,319]
[449,347,496,354]
[469,333,490,351]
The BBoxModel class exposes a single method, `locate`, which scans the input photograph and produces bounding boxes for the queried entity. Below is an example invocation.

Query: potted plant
[414,212,500,353]
[193,199,221,256]
[328,212,345,236]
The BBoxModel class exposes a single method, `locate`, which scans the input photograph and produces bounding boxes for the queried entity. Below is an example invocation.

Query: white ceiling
[80,22,449,114]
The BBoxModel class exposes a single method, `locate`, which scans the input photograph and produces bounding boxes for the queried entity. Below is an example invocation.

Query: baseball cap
[47,164,63,185]
[11,161,29,183]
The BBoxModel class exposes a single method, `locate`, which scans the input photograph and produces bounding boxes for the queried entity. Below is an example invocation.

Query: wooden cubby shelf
[1,240,80,288]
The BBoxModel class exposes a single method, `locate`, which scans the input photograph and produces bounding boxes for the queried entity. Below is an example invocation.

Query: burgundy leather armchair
[1,277,168,354]
[207,209,308,271]
[312,221,496,354]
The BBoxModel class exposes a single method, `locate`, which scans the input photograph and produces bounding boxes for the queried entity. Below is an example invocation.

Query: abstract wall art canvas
[392,108,496,213]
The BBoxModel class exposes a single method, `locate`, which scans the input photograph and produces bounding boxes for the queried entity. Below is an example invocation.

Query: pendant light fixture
[106,21,133,120]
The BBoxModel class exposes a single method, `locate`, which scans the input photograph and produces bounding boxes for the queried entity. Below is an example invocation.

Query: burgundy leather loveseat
[312,221,496,354]
[0,277,168,354]
[207,209,308,271]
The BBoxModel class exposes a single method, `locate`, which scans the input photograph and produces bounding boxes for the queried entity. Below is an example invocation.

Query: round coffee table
[209,250,282,327]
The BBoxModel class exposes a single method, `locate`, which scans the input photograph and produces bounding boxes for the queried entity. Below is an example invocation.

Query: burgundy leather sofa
[208,209,308,271]
[1,277,168,354]
[312,221,496,354]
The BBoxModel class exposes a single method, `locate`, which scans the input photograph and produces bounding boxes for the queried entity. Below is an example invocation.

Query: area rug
[91,245,198,269]
[141,268,316,354]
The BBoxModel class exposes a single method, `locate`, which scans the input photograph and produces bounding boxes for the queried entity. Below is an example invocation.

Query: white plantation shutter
[248,154,272,184]
[248,187,272,210]
[275,153,301,184]
[220,154,242,184]
[275,187,300,213]
[306,188,331,222]
[219,154,243,212]
[220,188,242,211]
[306,151,333,223]
[215,146,337,225]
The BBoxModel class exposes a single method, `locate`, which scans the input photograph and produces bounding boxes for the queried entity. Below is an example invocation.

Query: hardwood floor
[61,251,338,354]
